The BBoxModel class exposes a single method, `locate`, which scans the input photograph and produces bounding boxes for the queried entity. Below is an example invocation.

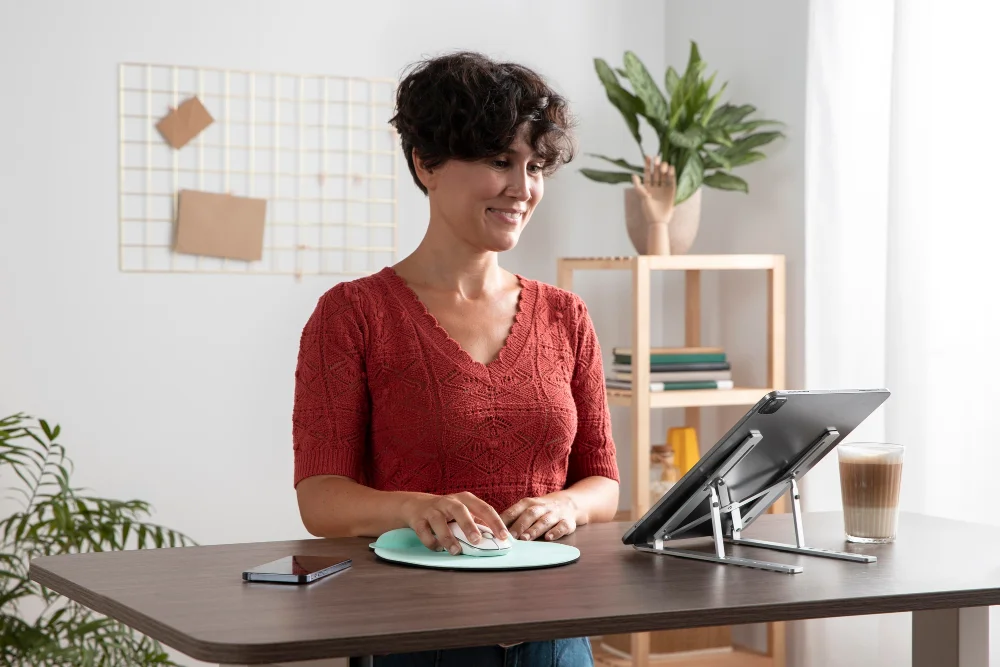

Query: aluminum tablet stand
[634,428,878,574]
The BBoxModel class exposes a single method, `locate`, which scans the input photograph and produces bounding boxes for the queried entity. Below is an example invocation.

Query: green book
[605,379,734,391]
[613,352,727,365]
[654,380,733,391]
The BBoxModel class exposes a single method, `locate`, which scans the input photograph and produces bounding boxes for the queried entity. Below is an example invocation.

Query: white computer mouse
[447,522,512,557]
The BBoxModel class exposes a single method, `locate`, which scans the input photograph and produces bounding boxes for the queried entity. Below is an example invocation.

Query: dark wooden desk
[29,512,996,667]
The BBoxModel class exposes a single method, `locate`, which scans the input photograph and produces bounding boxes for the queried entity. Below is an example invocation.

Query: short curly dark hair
[389,51,576,195]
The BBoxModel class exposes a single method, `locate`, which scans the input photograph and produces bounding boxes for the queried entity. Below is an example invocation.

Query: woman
[292,51,619,666]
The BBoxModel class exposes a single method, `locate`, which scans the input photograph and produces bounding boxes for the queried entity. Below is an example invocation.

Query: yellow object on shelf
[668,427,700,474]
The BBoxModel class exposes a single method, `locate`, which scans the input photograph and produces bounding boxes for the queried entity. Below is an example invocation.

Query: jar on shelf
[650,444,679,506]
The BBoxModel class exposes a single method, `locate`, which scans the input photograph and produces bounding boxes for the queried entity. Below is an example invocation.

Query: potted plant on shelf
[0,412,194,666]
[582,42,784,255]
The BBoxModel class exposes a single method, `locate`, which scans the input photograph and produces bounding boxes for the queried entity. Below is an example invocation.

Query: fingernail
[469,532,481,544]
[521,533,530,541]
[449,545,461,555]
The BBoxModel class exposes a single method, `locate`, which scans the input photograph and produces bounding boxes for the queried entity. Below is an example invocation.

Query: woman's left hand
[501,494,579,542]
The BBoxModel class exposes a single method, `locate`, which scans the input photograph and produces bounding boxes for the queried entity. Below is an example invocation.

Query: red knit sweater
[292,267,619,513]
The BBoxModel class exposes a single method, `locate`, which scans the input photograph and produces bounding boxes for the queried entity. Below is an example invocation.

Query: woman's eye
[528,164,544,174]
[492,159,509,168]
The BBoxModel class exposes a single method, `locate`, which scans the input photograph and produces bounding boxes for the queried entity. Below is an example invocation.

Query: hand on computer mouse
[399,492,510,556]
[446,522,512,557]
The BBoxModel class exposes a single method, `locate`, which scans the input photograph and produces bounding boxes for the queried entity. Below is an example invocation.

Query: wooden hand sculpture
[631,155,676,255]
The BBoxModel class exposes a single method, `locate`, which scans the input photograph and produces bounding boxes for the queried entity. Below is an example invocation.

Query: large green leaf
[657,130,673,162]
[586,154,644,173]
[668,127,706,150]
[705,127,733,148]
[692,71,715,111]
[594,58,624,96]
[701,81,728,126]
[623,51,669,123]
[725,131,784,155]
[682,41,704,84]
[704,172,749,192]
[709,103,756,128]
[675,151,704,203]
[594,58,644,151]
[728,119,783,133]
[702,148,732,170]
[669,96,685,128]
[665,66,681,98]
[579,168,635,184]
[728,150,768,167]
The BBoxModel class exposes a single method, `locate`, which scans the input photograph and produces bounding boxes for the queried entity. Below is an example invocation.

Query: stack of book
[605,346,733,391]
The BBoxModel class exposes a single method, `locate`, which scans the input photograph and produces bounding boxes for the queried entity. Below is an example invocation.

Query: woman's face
[417,126,545,253]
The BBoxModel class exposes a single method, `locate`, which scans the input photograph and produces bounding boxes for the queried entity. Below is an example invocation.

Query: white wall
[0,1,666,665]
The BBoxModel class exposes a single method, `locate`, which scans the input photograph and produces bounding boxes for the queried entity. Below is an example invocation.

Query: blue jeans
[372,637,594,666]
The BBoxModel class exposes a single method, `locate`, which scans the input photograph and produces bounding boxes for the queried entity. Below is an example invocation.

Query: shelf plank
[558,255,781,272]
[606,387,773,409]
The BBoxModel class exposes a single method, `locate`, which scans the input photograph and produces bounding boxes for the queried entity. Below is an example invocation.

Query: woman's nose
[505,170,531,200]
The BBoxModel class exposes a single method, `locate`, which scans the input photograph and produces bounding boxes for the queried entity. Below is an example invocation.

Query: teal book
[605,379,734,391]
[613,352,727,365]
[654,380,733,391]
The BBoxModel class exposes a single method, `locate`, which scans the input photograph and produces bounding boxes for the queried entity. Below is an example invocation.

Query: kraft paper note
[174,190,267,262]
[156,96,214,149]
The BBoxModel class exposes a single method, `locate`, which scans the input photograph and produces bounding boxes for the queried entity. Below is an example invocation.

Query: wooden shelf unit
[592,641,776,667]
[557,254,787,667]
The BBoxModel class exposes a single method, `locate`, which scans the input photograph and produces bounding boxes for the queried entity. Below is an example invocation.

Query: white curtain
[797,1,1000,665]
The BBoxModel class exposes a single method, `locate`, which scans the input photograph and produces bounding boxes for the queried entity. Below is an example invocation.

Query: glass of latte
[837,442,905,543]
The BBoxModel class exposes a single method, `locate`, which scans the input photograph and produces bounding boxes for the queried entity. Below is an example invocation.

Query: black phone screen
[246,555,350,576]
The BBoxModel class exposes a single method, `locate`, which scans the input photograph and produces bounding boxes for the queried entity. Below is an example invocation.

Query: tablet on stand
[622,389,890,574]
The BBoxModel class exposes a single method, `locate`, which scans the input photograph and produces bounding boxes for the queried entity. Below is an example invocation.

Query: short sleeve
[566,299,620,485]
[292,283,371,487]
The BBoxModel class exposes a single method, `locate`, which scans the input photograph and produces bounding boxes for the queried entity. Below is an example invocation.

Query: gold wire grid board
[118,62,399,277]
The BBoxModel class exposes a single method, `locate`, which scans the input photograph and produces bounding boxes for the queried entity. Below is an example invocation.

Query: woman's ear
[412,149,437,192]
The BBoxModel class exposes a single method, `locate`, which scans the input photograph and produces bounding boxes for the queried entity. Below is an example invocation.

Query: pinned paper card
[174,190,266,262]
[156,96,214,149]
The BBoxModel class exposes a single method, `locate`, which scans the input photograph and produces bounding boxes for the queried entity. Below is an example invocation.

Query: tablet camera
[759,397,786,414]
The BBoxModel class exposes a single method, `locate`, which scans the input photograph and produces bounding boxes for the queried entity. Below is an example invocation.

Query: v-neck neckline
[380,266,535,375]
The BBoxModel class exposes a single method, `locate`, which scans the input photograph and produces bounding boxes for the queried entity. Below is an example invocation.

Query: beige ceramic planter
[624,186,702,255]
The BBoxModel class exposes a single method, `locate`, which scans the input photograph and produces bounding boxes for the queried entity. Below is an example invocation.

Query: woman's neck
[393,229,510,299]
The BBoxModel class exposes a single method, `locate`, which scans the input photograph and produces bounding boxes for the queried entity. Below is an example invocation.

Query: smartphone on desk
[242,555,352,584]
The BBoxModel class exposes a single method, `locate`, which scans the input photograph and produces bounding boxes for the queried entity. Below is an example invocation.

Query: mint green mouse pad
[369,528,580,571]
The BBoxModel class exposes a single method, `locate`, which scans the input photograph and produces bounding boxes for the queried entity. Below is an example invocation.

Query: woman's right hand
[400,492,509,555]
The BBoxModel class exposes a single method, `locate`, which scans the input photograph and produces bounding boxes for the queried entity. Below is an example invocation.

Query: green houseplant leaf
[593,58,644,153]
[668,126,706,151]
[623,51,668,131]
[1,412,195,666]
[675,151,704,203]
[728,150,768,167]
[664,67,681,99]
[579,168,634,184]
[725,131,784,156]
[704,172,750,193]
[586,154,644,173]
[581,41,784,202]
